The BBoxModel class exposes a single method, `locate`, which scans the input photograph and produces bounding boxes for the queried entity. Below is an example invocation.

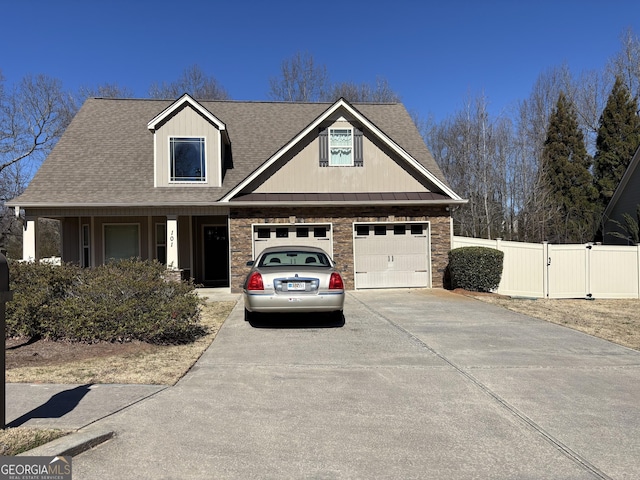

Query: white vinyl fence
[452,236,640,299]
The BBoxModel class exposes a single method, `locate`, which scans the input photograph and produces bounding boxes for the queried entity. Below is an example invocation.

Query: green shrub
[6,259,205,344]
[447,247,504,292]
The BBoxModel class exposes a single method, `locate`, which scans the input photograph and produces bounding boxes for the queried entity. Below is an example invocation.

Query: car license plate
[287,282,306,291]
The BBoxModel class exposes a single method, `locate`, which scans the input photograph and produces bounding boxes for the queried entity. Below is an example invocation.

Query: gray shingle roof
[12,98,452,206]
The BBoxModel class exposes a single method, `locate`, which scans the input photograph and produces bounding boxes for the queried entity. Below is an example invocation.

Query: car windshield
[258,251,331,267]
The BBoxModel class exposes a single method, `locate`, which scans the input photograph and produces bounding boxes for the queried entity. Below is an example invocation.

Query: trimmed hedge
[447,247,504,292]
[6,259,205,344]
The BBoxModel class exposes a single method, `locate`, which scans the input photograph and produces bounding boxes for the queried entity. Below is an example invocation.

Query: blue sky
[1,0,640,123]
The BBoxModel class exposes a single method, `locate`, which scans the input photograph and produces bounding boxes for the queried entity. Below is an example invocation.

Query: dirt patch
[6,338,155,370]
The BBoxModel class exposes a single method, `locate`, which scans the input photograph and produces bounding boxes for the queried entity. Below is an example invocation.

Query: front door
[202,225,229,287]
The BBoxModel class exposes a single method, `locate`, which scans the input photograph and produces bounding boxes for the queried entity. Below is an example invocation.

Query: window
[276,228,289,238]
[356,225,369,236]
[411,224,424,235]
[394,225,406,235]
[104,225,140,262]
[314,227,327,238]
[156,223,167,265]
[296,227,309,238]
[257,228,270,239]
[170,137,206,182]
[329,128,353,166]
[374,225,387,236]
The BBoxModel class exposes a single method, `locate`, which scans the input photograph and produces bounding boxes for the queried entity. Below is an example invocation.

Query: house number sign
[170,231,175,248]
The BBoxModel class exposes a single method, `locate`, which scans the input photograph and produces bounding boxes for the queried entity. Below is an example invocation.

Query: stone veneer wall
[229,206,451,293]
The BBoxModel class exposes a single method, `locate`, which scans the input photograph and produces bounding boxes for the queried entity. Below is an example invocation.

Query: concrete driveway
[74,289,640,479]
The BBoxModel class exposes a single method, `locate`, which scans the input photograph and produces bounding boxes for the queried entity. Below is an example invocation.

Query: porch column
[166,216,179,270]
[23,218,37,262]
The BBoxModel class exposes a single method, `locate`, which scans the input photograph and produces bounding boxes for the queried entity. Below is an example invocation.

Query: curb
[18,427,115,457]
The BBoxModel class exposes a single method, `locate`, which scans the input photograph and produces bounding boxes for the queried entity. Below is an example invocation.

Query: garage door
[354,223,430,289]
[252,224,333,259]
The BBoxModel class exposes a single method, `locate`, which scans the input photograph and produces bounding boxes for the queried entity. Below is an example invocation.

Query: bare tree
[427,92,513,239]
[0,72,73,254]
[323,77,401,103]
[0,73,73,174]
[78,82,134,100]
[149,64,229,100]
[268,52,329,102]
[608,27,640,102]
[572,69,611,153]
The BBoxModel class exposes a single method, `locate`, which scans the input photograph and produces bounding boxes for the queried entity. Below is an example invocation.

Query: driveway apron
[74,289,640,479]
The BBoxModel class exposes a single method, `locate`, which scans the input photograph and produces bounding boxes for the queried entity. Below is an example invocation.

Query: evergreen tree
[593,76,640,212]
[541,92,599,243]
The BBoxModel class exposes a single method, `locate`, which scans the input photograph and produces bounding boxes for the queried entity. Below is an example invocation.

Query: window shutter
[354,128,363,167]
[319,128,328,167]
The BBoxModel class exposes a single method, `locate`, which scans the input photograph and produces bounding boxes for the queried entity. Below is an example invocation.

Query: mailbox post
[0,253,13,429]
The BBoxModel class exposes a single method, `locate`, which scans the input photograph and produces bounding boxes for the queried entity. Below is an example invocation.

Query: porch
[20,209,231,288]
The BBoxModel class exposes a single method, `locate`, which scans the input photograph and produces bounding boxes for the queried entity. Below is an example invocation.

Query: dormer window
[170,137,206,183]
[319,125,363,167]
[329,128,353,166]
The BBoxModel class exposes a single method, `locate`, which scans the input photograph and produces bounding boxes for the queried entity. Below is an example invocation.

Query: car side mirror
[246,260,254,267]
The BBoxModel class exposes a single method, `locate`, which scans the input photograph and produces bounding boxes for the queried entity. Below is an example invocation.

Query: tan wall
[154,105,221,187]
[229,206,451,293]
[255,119,429,193]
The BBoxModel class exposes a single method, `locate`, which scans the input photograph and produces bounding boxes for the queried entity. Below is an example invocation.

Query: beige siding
[255,120,429,193]
[154,105,222,187]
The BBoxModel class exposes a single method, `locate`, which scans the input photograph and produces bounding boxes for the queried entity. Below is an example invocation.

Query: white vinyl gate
[452,236,640,299]
[354,223,430,289]
[546,244,588,299]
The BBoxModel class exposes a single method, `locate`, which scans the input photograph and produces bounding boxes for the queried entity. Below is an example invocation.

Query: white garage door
[354,223,430,289]
[252,224,333,259]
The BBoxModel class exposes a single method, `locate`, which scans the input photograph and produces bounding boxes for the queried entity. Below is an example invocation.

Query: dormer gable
[147,94,228,188]
[221,98,461,201]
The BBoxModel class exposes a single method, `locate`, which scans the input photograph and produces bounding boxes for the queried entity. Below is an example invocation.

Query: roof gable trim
[147,93,226,132]
[221,98,461,202]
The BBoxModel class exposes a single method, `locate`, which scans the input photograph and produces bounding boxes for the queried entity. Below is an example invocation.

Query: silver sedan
[243,246,345,322]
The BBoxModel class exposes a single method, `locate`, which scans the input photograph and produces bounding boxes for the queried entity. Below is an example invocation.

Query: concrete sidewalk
[7,384,167,431]
[7,383,167,457]
[10,289,640,478]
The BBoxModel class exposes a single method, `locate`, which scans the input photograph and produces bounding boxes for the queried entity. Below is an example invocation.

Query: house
[7,95,465,291]
[602,145,640,245]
